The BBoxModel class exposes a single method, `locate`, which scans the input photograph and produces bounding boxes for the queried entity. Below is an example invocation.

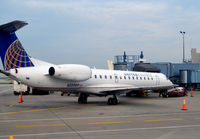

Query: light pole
[180,31,185,63]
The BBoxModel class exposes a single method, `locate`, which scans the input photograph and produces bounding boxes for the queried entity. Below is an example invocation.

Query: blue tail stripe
[0,32,17,68]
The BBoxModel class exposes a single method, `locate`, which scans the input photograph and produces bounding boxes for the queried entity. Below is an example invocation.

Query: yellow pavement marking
[10,136,14,139]
[9,104,14,107]
[88,121,131,125]
[0,98,159,116]
[145,118,183,122]
[122,97,159,103]
[0,104,96,115]
[16,124,66,128]
[196,117,200,120]
[0,108,49,115]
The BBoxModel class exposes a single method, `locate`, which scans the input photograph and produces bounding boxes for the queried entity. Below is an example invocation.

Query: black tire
[13,91,19,95]
[112,98,118,105]
[162,94,167,98]
[78,94,88,104]
[107,98,112,105]
[107,98,118,105]
[78,97,82,104]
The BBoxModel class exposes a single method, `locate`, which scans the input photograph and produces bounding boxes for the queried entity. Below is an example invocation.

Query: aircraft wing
[100,85,173,95]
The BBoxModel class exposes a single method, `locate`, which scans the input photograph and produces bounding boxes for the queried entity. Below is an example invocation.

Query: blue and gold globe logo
[4,40,34,70]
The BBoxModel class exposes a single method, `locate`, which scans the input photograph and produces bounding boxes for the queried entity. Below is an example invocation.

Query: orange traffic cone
[191,88,194,97]
[182,98,187,110]
[18,92,23,103]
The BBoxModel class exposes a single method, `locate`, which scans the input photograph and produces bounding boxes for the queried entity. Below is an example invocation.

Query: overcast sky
[1,0,200,69]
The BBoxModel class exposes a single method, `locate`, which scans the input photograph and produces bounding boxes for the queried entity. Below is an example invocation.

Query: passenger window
[124,76,126,79]
[132,76,134,80]
[105,75,107,79]
[128,76,130,80]
[140,77,142,80]
[136,77,138,80]
[144,77,146,80]
[94,75,97,79]
[120,76,122,79]
[100,75,102,79]
[148,77,150,80]
[110,75,112,79]
[151,77,153,80]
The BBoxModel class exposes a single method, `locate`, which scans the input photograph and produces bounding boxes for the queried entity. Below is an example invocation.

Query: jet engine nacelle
[49,64,91,81]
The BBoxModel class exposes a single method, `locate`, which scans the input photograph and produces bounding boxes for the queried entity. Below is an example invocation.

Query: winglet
[0,20,28,34]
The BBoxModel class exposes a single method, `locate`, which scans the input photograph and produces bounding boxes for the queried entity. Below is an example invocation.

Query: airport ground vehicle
[167,87,187,97]
[13,80,30,95]
[13,80,50,95]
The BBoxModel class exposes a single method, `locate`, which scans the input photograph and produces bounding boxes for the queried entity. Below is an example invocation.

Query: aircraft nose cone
[169,80,173,86]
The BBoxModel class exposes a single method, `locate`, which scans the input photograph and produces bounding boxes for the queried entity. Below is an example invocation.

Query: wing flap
[100,85,173,95]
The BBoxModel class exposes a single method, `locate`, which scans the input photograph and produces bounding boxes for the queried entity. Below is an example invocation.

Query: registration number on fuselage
[67,83,81,87]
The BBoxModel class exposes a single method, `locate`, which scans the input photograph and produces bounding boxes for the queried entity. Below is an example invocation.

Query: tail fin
[0,20,34,70]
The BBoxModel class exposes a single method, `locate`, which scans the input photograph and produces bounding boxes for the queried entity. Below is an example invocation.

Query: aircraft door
[155,75,160,86]
[114,74,118,83]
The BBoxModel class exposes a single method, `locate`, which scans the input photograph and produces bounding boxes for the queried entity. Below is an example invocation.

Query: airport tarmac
[0,84,200,139]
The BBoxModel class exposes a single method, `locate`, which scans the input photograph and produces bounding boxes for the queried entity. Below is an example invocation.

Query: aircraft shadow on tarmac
[11,97,169,110]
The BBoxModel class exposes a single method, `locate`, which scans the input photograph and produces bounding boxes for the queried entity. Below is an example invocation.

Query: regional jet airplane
[0,21,173,105]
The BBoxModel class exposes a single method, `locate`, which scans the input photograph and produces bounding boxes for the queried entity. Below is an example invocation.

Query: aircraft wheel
[112,98,118,105]
[107,97,118,105]
[78,93,88,104]
[78,97,82,104]
[107,98,112,105]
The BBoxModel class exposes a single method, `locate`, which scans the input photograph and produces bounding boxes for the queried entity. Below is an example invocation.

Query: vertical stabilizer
[0,21,34,70]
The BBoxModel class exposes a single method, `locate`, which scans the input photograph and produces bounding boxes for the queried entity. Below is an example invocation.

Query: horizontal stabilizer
[0,69,10,76]
[0,20,28,34]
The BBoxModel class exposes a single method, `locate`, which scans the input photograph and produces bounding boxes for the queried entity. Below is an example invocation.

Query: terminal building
[114,51,139,71]
[113,49,200,89]
[191,48,200,63]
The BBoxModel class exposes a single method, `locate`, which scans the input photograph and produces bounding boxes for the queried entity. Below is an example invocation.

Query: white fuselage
[8,59,173,95]
[0,20,174,104]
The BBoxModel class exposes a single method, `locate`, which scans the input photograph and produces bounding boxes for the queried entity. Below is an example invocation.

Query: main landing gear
[159,90,168,98]
[78,93,89,104]
[107,94,119,105]
[78,93,119,105]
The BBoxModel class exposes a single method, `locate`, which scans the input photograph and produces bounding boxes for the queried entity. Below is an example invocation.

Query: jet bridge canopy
[133,63,161,73]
